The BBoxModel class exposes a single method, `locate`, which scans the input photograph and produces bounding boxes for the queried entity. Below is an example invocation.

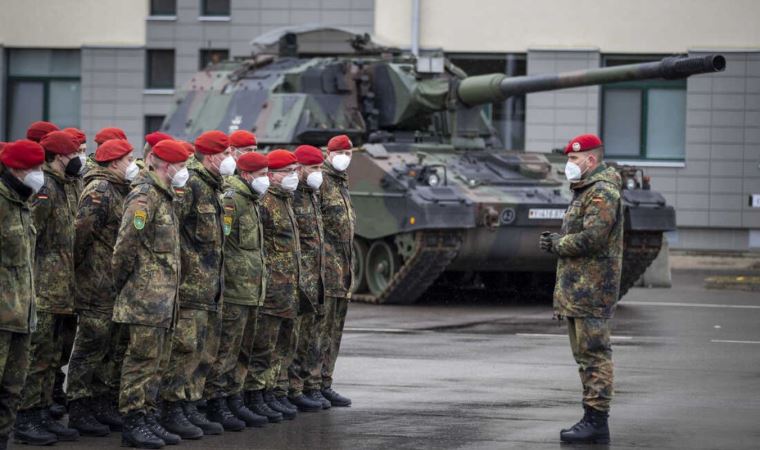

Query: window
[146,50,175,89]
[601,56,687,161]
[448,53,526,150]
[144,115,166,134]
[202,0,230,16]
[5,49,81,140]
[199,49,229,70]
[150,0,176,16]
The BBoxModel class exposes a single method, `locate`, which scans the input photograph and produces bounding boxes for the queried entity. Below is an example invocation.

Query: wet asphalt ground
[16,270,760,449]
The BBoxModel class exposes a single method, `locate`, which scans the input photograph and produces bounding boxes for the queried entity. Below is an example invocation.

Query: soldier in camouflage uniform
[66,139,139,437]
[0,140,49,448]
[245,150,301,421]
[316,135,356,407]
[540,134,623,445]
[281,145,328,412]
[17,131,84,443]
[203,151,270,428]
[112,139,190,448]
[160,130,236,436]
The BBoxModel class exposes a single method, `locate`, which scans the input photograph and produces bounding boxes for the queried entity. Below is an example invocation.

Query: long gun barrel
[456,54,726,107]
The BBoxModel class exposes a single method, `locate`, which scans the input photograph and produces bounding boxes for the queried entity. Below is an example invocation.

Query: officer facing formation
[540,133,623,445]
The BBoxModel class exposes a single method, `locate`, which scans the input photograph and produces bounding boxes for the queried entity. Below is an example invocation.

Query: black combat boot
[38,407,79,441]
[121,411,165,449]
[264,391,296,420]
[12,409,58,446]
[92,395,124,431]
[228,394,267,428]
[206,398,245,432]
[306,390,331,409]
[561,405,592,433]
[289,394,323,412]
[560,408,610,444]
[159,402,203,440]
[182,401,223,435]
[68,398,110,436]
[0,435,6,450]
[277,395,298,413]
[321,387,351,407]
[145,411,181,445]
[246,391,283,423]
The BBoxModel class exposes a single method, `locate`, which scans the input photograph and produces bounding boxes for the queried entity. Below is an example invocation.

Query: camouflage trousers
[67,312,128,402]
[317,296,348,389]
[204,303,255,400]
[119,325,171,415]
[245,313,294,393]
[0,331,30,439]
[285,311,322,396]
[567,317,614,412]
[161,308,222,403]
[19,312,76,411]
[273,314,300,398]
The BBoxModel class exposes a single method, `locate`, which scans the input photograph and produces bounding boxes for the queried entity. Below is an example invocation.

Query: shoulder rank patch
[223,215,233,236]
[133,209,147,230]
[96,180,109,193]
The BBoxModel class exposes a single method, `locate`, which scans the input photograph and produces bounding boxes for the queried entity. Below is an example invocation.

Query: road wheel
[351,238,369,294]
[365,240,400,297]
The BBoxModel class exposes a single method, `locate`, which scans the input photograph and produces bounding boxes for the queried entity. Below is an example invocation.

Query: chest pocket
[194,203,220,243]
[1,220,29,267]
[239,214,261,250]
[563,200,584,234]
[294,204,316,237]
[153,222,175,253]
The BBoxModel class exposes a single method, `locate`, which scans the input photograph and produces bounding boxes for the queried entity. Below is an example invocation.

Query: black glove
[539,232,560,253]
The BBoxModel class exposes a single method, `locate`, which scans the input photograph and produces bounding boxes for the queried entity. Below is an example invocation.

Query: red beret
[26,121,59,143]
[267,149,297,170]
[145,131,173,147]
[40,131,79,155]
[95,127,127,145]
[229,130,257,148]
[294,145,324,166]
[327,134,353,152]
[194,130,229,155]
[178,140,195,156]
[564,134,603,155]
[95,139,134,162]
[152,140,190,164]
[63,128,87,146]
[237,152,268,173]
[0,140,45,170]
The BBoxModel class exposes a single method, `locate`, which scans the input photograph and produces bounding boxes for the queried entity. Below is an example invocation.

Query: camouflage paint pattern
[0,331,31,438]
[119,324,171,415]
[111,171,180,329]
[293,182,326,313]
[551,164,624,319]
[567,317,613,412]
[320,162,355,299]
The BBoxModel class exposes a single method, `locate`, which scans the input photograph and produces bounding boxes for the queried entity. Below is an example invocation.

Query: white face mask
[331,154,351,172]
[23,170,45,194]
[250,176,269,195]
[125,161,139,181]
[564,161,582,182]
[306,171,323,189]
[78,154,87,175]
[171,166,189,188]
[218,155,236,176]
[281,172,299,192]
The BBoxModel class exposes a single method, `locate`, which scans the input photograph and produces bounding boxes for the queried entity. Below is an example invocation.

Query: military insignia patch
[223,215,232,236]
[133,210,147,230]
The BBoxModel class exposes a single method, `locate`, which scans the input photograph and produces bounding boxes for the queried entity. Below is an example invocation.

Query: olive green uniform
[112,171,180,415]
[0,169,37,440]
[551,164,623,412]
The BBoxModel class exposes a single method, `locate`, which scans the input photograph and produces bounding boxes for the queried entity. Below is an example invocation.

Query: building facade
[1,0,758,252]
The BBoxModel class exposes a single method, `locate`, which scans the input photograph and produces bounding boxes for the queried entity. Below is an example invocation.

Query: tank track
[619,231,663,298]
[352,230,463,305]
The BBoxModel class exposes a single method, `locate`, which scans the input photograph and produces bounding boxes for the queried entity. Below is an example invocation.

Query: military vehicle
[162,26,726,304]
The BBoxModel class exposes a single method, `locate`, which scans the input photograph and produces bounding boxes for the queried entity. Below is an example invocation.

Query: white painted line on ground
[625,301,760,310]
[711,339,760,345]
[516,333,632,340]
[345,327,417,334]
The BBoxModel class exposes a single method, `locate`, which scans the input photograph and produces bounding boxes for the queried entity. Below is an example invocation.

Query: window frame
[199,49,230,70]
[4,75,81,141]
[201,0,231,17]
[145,49,176,90]
[144,115,167,135]
[149,0,177,16]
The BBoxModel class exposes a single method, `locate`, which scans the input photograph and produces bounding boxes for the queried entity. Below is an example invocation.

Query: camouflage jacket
[74,166,131,315]
[112,171,180,329]
[0,170,37,334]
[260,184,301,319]
[553,164,624,319]
[320,162,356,299]
[293,183,326,314]
[221,175,267,307]
[174,166,225,311]
[31,164,81,315]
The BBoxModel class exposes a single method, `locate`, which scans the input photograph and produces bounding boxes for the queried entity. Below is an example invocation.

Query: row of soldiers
[0,121,356,449]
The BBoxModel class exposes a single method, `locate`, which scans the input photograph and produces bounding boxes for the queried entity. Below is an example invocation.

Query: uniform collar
[0,168,33,203]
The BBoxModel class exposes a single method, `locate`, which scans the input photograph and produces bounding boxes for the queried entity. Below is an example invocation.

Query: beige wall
[0,0,147,47]
[375,0,760,53]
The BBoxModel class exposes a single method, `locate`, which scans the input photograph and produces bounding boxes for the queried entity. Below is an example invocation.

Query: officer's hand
[539,231,553,252]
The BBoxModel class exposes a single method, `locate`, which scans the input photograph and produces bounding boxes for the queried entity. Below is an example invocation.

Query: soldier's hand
[539,231,553,252]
